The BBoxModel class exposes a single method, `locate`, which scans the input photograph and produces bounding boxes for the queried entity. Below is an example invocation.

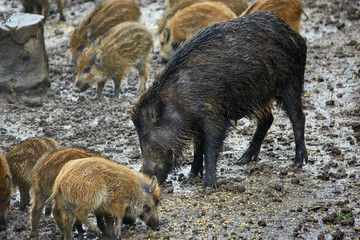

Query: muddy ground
[0,0,360,239]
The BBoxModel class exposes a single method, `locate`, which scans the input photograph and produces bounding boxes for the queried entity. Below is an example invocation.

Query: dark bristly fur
[132,12,308,188]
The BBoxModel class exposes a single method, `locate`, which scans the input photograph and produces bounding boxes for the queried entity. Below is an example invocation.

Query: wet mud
[0,0,359,239]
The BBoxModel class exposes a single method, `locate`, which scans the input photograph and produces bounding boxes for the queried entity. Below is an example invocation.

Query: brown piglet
[0,152,13,230]
[5,137,59,210]
[158,0,249,54]
[160,1,237,61]
[51,157,161,239]
[74,22,153,99]
[70,0,141,65]
[241,0,306,33]
[29,147,102,238]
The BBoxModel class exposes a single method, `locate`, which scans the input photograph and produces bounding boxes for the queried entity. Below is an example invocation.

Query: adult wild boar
[132,12,308,188]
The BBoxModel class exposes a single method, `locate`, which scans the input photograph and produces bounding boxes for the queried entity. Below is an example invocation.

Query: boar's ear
[147,98,163,124]
[91,50,103,67]
[143,176,158,194]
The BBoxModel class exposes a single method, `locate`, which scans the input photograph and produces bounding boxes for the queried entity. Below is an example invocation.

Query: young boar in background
[70,0,141,65]
[5,137,59,210]
[19,0,66,21]
[74,22,153,99]
[51,157,160,240]
[0,152,13,230]
[132,12,308,188]
[241,0,306,33]
[160,2,237,62]
[158,0,249,58]
[29,147,103,238]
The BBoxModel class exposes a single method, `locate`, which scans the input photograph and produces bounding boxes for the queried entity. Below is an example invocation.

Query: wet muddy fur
[133,12,308,188]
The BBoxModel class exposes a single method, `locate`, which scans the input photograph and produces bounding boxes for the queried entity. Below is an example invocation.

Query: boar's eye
[83,67,91,74]
[143,205,151,214]
[77,45,85,52]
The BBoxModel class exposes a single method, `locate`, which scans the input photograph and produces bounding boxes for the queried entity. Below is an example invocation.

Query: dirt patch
[0,0,359,239]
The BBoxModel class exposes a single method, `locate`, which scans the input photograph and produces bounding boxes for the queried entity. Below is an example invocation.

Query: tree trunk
[0,13,50,94]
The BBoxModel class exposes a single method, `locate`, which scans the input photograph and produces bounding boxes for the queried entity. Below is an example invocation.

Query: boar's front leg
[203,119,229,188]
[188,134,204,180]
[237,112,273,165]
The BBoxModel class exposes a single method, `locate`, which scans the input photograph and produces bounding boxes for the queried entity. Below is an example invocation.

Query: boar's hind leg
[188,136,204,179]
[282,99,308,167]
[237,112,274,165]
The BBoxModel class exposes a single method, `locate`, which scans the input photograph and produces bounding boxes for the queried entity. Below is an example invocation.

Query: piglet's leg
[75,210,100,234]
[96,81,106,99]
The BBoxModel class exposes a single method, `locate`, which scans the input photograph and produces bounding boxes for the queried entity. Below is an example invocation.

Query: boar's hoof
[295,162,304,168]
[29,231,38,238]
[187,172,199,181]
[236,155,258,165]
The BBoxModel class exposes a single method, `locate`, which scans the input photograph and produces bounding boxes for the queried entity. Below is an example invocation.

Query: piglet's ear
[149,176,158,193]
[91,50,103,67]
[143,176,158,194]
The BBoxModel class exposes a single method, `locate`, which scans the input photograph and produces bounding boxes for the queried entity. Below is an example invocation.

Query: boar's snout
[142,164,169,186]
[74,81,90,92]
[146,215,160,231]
